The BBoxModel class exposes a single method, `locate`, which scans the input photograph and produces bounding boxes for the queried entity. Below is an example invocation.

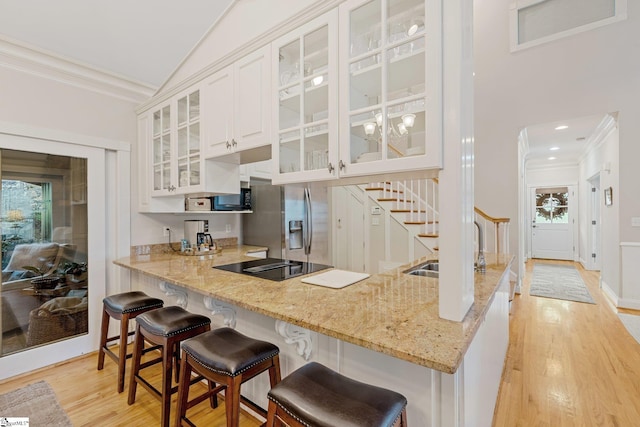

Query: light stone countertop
[114,245,514,374]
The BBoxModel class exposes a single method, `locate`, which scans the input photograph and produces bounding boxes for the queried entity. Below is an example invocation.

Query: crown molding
[137,0,345,113]
[0,120,131,152]
[579,113,617,163]
[0,35,156,104]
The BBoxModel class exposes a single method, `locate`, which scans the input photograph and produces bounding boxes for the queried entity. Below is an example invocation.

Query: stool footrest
[186,384,225,410]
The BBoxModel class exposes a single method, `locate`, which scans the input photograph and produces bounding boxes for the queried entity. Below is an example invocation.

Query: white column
[438,0,475,321]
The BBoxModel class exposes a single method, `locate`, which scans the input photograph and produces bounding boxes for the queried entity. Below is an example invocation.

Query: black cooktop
[214,257,332,282]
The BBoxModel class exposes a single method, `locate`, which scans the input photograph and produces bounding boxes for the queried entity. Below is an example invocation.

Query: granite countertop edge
[114,245,514,374]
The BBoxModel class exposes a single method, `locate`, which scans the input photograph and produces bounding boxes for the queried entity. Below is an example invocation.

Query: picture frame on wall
[604,187,613,206]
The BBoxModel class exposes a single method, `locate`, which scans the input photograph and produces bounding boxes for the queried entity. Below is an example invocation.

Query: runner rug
[529,263,595,304]
[0,380,72,426]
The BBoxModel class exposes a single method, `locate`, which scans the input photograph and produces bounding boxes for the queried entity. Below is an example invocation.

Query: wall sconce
[401,113,416,128]
[398,122,408,135]
[363,122,377,136]
[312,75,324,86]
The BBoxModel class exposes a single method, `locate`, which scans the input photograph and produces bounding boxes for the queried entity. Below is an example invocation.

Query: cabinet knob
[168,185,176,192]
[327,162,335,174]
[226,141,231,149]
[338,160,346,171]
[232,139,237,148]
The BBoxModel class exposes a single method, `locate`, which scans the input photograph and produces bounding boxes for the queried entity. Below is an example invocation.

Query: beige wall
[474,1,639,286]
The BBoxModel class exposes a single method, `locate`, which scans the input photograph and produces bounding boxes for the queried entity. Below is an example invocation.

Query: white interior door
[531,186,574,260]
[331,186,365,272]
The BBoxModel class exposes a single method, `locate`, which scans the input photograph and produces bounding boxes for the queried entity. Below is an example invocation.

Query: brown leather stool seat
[266,362,408,427]
[175,327,281,427]
[97,291,164,393]
[128,306,211,427]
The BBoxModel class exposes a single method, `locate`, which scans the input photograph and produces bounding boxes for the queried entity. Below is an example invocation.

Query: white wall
[161,0,316,90]
[577,120,617,271]
[474,1,640,284]
[0,66,138,143]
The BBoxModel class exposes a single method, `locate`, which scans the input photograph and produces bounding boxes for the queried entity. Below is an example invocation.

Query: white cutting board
[301,269,370,289]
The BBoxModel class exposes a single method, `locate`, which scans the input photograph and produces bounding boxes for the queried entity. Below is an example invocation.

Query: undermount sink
[403,260,439,278]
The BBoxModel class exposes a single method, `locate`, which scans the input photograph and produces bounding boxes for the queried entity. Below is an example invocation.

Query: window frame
[509,0,628,52]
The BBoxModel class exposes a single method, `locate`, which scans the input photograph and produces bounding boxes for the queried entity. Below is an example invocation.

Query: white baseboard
[601,279,640,310]
[618,298,640,311]
[601,279,619,306]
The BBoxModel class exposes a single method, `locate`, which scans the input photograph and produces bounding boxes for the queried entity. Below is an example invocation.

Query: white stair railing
[366,180,511,256]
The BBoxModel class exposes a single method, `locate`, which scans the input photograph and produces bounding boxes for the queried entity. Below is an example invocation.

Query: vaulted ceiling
[0,0,233,88]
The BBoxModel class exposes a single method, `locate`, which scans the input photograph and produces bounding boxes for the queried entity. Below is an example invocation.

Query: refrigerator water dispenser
[289,220,303,249]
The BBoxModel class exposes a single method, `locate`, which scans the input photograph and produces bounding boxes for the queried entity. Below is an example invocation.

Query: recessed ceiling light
[555,125,569,130]
[550,146,560,151]
[548,156,556,160]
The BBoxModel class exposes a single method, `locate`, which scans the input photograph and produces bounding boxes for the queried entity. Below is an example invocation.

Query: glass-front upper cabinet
[339,0,442,177]
[176,90,201,190]
[150,89,203,195]
[272,10,339,184]
[152,102,172,193]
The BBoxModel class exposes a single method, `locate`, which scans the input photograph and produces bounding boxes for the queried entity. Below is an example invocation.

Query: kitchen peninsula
[115,245,513,425]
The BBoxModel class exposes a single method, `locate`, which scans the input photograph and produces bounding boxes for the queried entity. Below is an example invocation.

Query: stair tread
[365,187,403,194]
[377,198,414,202]
[418,233,439,238]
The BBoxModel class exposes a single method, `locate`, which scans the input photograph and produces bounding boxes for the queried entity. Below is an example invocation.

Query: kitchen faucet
[474,221,486,273]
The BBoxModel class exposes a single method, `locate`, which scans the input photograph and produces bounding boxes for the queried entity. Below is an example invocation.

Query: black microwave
[213,189,251,211]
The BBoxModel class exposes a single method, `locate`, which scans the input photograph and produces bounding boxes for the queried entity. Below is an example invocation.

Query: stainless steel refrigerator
[242,179,330,265]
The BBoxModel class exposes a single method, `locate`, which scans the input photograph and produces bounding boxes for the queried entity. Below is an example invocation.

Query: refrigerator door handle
[304,187,312,255]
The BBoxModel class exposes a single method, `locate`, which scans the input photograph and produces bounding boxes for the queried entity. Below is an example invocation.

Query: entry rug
[529,264,595,304]
[0,380,72,426]
[619,313,640,346]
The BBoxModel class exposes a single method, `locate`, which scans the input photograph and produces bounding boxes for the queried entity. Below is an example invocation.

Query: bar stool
[175,327,281,427]
[127,306,212,427]
[266,362,408,427]
[97,291,164,393]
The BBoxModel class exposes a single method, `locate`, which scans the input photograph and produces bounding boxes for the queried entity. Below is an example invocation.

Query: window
[510,0,627,51]
[535,187,569,224]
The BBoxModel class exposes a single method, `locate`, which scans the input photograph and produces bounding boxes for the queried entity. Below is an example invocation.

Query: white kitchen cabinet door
[203,45,271,159]
[202,65,235,159]
[338,0,442,178]
[271,10,339,185]
[234,45,272,152]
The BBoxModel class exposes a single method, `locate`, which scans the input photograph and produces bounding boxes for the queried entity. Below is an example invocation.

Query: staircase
[360,179,511,268]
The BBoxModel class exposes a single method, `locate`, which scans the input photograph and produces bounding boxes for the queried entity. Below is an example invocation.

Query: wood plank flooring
[493,259,640,427]
[0,345,263,426]
[0,259,639,426]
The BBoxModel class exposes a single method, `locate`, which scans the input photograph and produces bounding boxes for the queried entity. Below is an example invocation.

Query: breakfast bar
[115,245,513,426]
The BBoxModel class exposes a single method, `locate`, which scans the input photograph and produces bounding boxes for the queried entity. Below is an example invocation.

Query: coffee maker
[184,220,208,247]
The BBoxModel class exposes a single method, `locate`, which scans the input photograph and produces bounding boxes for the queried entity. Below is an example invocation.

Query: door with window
[0,138,106,377]
[530,186,575,260]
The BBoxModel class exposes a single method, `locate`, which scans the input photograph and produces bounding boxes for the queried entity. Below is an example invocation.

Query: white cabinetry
[138,87,240,213]
[271,11,339,185]
[203,45,271,159]
[272,1,441,185]
[338,0,441,177]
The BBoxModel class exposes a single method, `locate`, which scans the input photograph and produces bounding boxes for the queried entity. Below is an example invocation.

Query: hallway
[493,260,640,426]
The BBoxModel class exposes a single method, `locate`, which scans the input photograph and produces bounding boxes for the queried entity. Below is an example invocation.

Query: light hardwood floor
[493,259,640,427]
[1,260,639,426]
